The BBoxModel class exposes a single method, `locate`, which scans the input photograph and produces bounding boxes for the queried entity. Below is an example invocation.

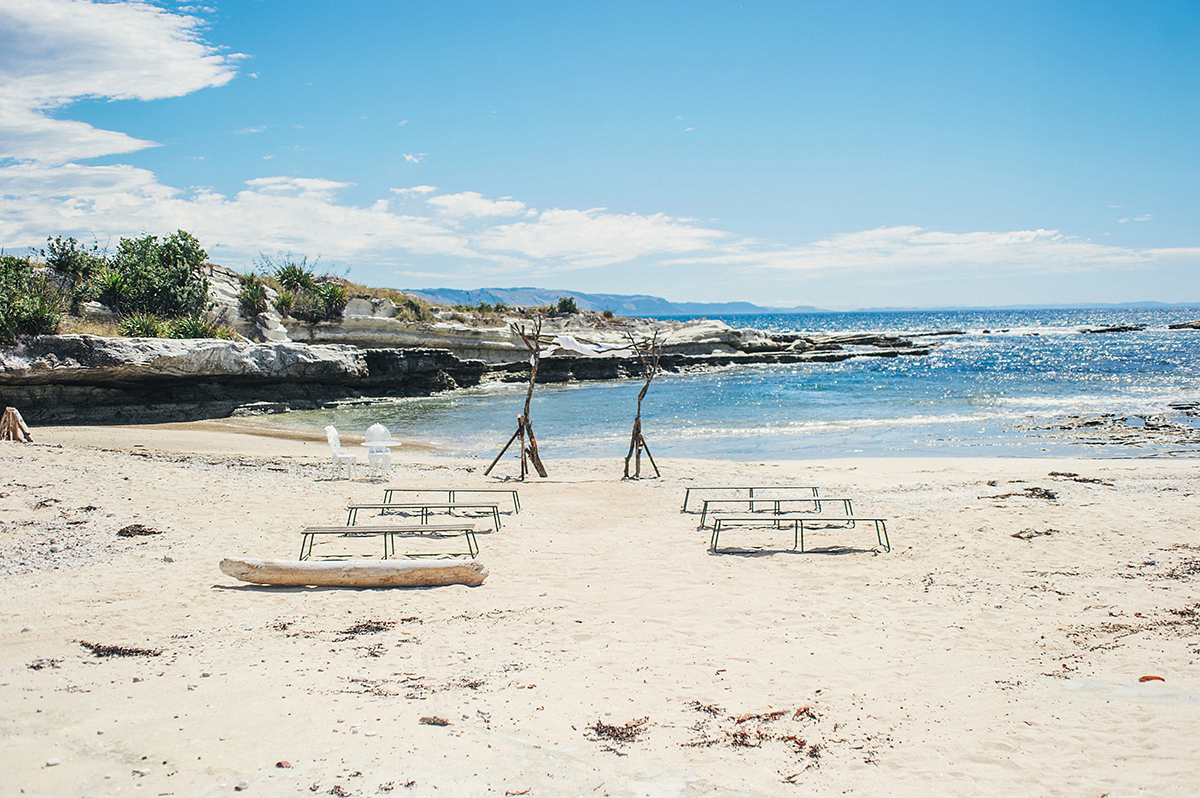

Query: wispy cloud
[234,125,266,135]
[0,0,238,165]
[402,153,427,163]
[426,191,526,219]
[473,208,732,270]
[678,226,1194,277]
[391,185,438,197]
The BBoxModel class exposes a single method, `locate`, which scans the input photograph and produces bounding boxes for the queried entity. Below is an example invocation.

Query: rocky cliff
[0,336,487,424]
[0,326,934,424]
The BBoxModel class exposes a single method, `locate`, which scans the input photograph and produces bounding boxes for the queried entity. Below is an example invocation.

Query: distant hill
[403,287,822,316]
[401,287,1200,317]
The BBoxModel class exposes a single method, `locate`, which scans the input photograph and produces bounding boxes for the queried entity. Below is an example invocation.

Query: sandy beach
[2,425,1198,797]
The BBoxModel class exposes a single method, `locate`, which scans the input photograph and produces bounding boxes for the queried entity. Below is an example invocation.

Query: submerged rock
[1079,325,1145,334]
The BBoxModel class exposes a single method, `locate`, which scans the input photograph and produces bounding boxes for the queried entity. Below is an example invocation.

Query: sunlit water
[240,307,1200,460]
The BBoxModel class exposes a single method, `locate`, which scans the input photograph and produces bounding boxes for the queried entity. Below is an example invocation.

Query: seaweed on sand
[78,641,161,658]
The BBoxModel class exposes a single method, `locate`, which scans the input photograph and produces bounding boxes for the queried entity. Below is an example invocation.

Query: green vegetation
[43,236,104,313]
[556,296,579,315]
[0,254,66,343]
[2,230,233,342]
[95,231,210,319]
[118,312,232,340]
[237,274,269,319]
[272,258,318,293]
[274,291,295,317]
[602,308,615,320]
[395,296,433,322]
[118,312,168,338]
[255,254,348,322]
[168,315,234,339]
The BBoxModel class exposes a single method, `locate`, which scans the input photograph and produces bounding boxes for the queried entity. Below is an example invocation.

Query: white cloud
[242,176,350,202]
[680,225,1190,277]
[473,208,732,269]
[0,0,238,165]
[1133,214,1153,222]
[234,125,265,135]
[403,153,426,163]
[426,191,526,218]
[391,185,438,197]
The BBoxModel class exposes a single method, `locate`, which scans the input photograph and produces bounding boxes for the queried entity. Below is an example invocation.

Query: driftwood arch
[483,320,667,481]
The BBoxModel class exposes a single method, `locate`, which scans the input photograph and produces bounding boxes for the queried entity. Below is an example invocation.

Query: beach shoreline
[1,424,1198,796]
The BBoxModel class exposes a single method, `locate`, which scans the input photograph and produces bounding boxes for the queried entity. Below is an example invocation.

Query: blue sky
[0,0,1197,309]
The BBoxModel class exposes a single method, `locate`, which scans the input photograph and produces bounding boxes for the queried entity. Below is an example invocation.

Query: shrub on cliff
[88,231,210,319]
[272,258,318,293]
[395,296,433,321]
[118,312,168,338]
[43,236,105,313]
[0,255,66,342]
[251,254,348,322]
[168,315,234,339]
[289,280,348,322]
[237,274,269,319]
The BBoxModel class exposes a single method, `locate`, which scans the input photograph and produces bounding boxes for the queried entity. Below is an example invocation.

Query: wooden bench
[346,502,503,530]
[300,523,479,560]
[709,516,890,554]
[698,496,854,527]
[682,485,820,512]
[382,487,521,513]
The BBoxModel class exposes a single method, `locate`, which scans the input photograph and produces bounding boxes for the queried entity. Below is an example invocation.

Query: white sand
[2,425,1198,797]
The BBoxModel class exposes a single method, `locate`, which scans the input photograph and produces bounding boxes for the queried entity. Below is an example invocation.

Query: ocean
[244,307,1200,460]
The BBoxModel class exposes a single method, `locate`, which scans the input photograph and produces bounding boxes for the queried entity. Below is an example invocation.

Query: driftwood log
[1,407,32,442]
[219,557,488,587]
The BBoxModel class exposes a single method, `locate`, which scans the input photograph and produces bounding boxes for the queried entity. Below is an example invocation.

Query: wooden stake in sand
[1,407,32,442]
[485,316,549,480]
[623,333,662,479]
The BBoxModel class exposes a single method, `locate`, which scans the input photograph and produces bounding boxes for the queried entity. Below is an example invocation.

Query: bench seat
[300,523,478,560]
[709,515,889,553]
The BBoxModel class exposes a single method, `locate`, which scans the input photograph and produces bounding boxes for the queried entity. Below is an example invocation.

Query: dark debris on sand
[116,523,163,537]
[78,640,161,658]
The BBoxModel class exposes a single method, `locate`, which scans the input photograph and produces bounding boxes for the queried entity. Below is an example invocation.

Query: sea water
[247,307,1200,460]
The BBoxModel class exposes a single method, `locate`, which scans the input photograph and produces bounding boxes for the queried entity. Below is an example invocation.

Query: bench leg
[877,521,891,552]
[300,534,311,560]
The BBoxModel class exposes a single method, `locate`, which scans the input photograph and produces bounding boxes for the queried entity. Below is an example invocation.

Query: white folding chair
[324,425,357,479]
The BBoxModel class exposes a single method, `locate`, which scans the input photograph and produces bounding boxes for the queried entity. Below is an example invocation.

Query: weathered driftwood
[485,316,549,479]
[219,557,488,587]
[1,407,32,442]
[623,333,662,479]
